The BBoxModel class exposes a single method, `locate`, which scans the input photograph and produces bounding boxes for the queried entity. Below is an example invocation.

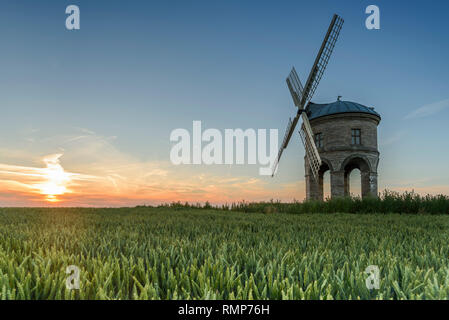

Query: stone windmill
[272,14,381,200]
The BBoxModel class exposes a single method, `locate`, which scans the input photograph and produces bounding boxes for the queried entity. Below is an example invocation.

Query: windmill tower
[272,14,381,200]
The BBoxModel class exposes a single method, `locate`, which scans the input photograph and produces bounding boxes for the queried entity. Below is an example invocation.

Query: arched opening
[306,158,334,201]
[317,160,331,201]
[342,156,371,199]
[346,168,361,198]
[323,171,331,200]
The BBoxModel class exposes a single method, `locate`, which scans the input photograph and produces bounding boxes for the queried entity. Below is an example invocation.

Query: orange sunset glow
[0,137,306,206]
[34,154,73,202]
[1,147,448,207]
[0,153,95,204]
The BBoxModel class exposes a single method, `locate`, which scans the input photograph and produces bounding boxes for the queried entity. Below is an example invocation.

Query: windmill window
[351,129,361,145]
[315,133,323,148]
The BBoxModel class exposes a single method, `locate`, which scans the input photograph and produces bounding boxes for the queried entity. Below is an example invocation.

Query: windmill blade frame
[286,67,303,108]
[271,114,300,176]
[299,14,344,108]
[272,14,343,178]
[299,112,322,181]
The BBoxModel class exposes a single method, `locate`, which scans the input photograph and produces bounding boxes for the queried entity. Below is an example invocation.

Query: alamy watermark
[64,5,379,31]
[66,265,80,290]
[66,5,80,30]
[170,121,278,176]
[365,265,380,290]
[365,5,380,30]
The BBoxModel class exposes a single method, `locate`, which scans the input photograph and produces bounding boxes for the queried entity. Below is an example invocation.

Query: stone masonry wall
[304,112,380,200]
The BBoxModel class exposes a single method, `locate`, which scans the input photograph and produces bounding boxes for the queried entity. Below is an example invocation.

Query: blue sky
[0,0,448,205]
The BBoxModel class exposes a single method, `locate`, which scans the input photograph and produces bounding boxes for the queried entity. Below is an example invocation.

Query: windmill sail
[300,14,344,107]
[272,14,343,179]
[299,113,322,181]
[271,114,300,176]
[286,67,303,108]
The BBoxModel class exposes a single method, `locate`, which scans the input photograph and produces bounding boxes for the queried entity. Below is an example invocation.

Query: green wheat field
[0,207,448,300]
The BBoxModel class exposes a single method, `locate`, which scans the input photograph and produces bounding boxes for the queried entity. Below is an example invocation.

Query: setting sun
[35,154,72,202]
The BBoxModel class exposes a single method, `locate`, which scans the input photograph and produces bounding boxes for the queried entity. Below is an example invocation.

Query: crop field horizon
[0,207,448,300]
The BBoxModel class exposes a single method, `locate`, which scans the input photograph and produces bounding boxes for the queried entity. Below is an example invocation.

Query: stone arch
[306,155,378,200]
[340,155,375,198]
[320,157,334,172]
[305,157,333,201]
[319,158,333,200]
[339,154,372,172]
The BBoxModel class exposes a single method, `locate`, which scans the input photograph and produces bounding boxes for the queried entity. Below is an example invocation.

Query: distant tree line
[142,190,449,215]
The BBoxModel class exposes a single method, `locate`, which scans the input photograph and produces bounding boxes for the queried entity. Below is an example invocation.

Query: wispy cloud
[404,98,449,119]
[379,130,407,147]
[0,154,97,203]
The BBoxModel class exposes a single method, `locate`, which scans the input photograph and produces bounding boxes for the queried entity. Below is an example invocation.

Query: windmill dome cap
[305,100,381,121]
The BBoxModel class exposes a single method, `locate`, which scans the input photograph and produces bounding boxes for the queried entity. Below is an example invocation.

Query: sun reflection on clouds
[33,154,73,202]
[0,153,96,203]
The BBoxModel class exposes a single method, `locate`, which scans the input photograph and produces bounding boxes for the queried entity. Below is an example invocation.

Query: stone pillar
[305,157,323,201]
[361,171,378,198]
[305,173,322,200]
[344,171,350,197]
[330,170,345,198]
